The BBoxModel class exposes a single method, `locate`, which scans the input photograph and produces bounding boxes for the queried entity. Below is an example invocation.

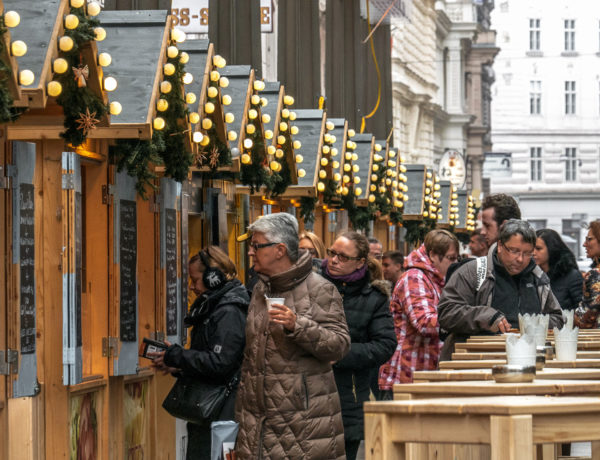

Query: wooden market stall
[0,3,203,458]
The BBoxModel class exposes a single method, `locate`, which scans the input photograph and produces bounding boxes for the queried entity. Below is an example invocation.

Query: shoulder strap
[476,256,488,292]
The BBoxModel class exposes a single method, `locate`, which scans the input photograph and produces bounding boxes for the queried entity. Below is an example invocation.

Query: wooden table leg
[490,415,534,460]
[364,413,406,460]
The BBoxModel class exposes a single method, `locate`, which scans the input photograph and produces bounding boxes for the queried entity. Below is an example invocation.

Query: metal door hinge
[0,349,18,375]
[63,347,75,365]
[102,337,119,358]
[62,172,74,190]
[102,184,114,205]
[0,165,17,189]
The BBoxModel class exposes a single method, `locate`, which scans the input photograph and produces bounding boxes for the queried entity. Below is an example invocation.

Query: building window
[565,147,577,182]
[564,19,575,51]
[530,80,541,114]
[530,147,542,181]
[565,81,576,115]
[529,18,541,51]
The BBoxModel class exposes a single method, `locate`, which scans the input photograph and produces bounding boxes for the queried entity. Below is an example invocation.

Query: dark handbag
[162,375,238,425]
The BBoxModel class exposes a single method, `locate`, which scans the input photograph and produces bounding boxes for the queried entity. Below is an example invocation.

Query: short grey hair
[498,219,536,246]
[248,212,299,262]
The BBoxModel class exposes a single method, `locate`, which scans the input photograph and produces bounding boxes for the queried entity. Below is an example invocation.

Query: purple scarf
[321,258,368,283]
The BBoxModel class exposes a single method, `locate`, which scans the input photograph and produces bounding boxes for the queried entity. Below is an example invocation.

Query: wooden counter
[414,367,600,382]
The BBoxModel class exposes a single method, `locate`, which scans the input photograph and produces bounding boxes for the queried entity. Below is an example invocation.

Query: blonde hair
[424,229,459,257]
[299,231,326,259]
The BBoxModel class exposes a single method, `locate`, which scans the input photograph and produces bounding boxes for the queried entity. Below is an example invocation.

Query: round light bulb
[267,145,276,155]
[182,73,193,85]
[4,11,20,28]
[317,182,325,192]
[153,117,165,130]
[167,46,179,59]
[246,124,256,135]
[210,71,220,82]
[277,135,286,145]
[374,144,382,152]
[189,112,200,124]
[171,29,186,43]
[298,168,306,178]
[163,63,175,76]
[179,52,189,64]
[94,27,106,41]
[369,194,376,203]
[344,164,351,172]
[284,95,294,106]
[19,69,34,86]
[326,121,335,131]
[319,170,327,179]
[353,165,359,173]
[202,118,212,130]
[322,145,330,155]
[248,109,258,120]
[345,152,352,161]
[186,93,197,104]
[290,126,299,135]
[320,158,328,167]
[334,173,341,182]
[200,136,210,146]
[293,140,301,150]
[87,1,101,16]
[11,40,27,57]
[109,101,122,115]
[370,184,377,192]
[295,154,303,163]
[352,153,358,162]
[98,52,112,67]
[270,161,280,171]
[348,129,356,137]
[222,94,232,105]
[279,121,288,132]
[53,58,68,74]
[331,148,338,157]
[204,101,215,113]
[332,161,339,169]
[213,55,226,68]
[103,76,117,91]
[64,14,79,30]
[251,94,260,105]
[225,113,235,124]
[241,153,251,164]
[260,97,268,107]
[253,80,265,91]
[71,0,85,6]
[192,132,204,143]
[371,174,378,182]
[219,77,229,88]
[228,131,237,141]
[281,108,290,119]
[264,130,273,140]
[204,86,217,99]
[262,114,271,124]
[289,112,297,121]
[47,81,62,97]
[160,81,172,94]
[355,187,362,196]
[59,36,74,52]
[243,139,253,149]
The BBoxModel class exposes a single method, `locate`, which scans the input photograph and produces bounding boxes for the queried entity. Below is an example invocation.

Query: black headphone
[199,248,227,291]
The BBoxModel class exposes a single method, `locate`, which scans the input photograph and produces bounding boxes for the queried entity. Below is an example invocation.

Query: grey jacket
[438,244,564,360]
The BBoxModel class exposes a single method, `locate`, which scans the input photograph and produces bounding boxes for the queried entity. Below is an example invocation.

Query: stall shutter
[112,171,139,375]
[160,178,183,345]
[12,142,38,397]
[62,151,83,386]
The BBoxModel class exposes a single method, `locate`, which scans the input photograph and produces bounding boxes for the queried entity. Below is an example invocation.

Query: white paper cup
[265,297,285,311]
[506,355,536,367]
[555,340,578,361]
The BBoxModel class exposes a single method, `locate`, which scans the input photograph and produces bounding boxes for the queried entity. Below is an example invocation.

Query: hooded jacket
[321,265,396,442]
[379,244,445,386]
[438,244,564,360]
[235,250,351,460]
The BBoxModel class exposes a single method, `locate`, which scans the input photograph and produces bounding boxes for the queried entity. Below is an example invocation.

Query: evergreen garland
[322,178,338,207]
[299,196,318,226]
[0,18,24,123]
[404,218,437,248]
[196,78,231,170]
[55,6,107,146]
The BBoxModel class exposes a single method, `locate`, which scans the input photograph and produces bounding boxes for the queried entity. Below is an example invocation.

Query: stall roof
[352,133,374,203]
[221,65,253,155]
[281,109,325,198]
[96,10,168,136]
[326,117,346,195]
[261,81,281,135]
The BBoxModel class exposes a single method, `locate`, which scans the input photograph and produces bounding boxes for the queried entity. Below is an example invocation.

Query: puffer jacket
[379,244,444,386]
[438,244,564,360]
[322,266,396,442]
[235,251,351,460]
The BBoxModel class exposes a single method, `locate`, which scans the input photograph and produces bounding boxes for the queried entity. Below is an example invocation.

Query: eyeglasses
[501,242,533,259]
[326,248,362,263]
[249,241,279,251]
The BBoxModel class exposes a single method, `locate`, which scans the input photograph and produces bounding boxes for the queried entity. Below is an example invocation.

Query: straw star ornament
[75,108,100,136]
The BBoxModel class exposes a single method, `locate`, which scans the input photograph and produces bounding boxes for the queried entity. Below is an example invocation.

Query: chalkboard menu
[119,200,137,342]
[165,208,178,336]
[438,180,452,225]
[403,165,426,218]
[75,191,82,348]
[19,183,35,354]
[456,190,468,230]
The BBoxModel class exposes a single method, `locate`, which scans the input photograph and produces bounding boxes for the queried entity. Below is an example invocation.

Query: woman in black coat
[534,229,583,310]
[151,246,249,460]
[321,231,396,460]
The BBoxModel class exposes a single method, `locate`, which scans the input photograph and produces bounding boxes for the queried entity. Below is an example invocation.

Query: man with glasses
[438,219,564,360]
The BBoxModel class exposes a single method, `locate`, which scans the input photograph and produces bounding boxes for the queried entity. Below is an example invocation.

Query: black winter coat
[322,272,396,441]
[550,268,583,311]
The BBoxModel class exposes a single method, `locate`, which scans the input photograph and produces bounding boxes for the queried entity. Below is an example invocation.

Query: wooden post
[490,415,534,460]
[364,413,406,460]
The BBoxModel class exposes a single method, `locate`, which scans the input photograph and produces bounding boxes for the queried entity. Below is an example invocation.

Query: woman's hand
[268,303,297,332]
[148,341,181,375]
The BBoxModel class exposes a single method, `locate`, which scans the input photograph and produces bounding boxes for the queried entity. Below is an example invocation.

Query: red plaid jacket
[379,244,445,387]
